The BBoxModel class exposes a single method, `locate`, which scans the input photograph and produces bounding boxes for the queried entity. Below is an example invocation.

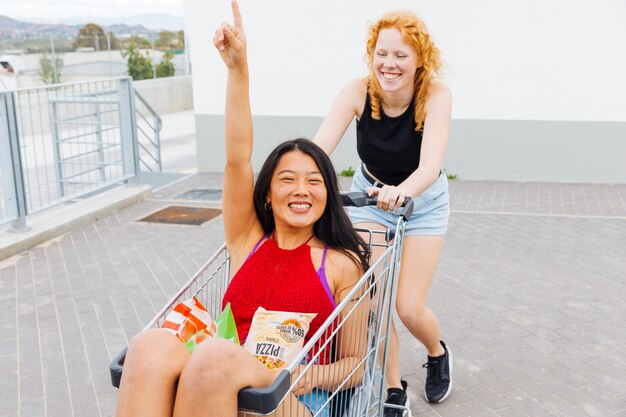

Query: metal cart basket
[110,192,414,417]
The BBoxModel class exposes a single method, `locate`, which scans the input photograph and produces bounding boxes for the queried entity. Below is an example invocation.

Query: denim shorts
[347,165,450,236]
[298,389,329,417]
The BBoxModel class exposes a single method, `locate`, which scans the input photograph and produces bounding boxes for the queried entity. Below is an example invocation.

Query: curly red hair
[366,11,442,131]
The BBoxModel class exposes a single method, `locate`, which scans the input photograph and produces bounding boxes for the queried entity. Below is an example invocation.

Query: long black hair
[253,138,369,273]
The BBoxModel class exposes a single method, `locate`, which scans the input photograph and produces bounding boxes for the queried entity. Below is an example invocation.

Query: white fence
[0,77,140,230]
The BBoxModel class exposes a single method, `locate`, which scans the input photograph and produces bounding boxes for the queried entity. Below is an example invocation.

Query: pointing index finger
[231,1,243,30]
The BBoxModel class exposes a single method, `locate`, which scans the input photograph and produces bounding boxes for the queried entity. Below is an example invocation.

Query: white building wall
[185,0,626,182]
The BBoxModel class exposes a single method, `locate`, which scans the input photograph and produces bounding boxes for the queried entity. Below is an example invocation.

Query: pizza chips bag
[243,307,317,372]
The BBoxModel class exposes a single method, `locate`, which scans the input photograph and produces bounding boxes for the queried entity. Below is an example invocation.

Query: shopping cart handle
[110,347,127,389]
[341,191,414,221]
[341,191,378,207]
[238,369,291,413]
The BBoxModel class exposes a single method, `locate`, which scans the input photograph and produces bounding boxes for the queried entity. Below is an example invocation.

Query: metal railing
[134,90,162,172]
[0,77,149,231]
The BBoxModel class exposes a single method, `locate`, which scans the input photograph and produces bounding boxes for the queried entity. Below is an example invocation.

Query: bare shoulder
[325,248,364,296]
[341,78,367,102]
[341,78,368,119]
[325,248,363,271]
[427,80,452,103]
[425,80,452,118]
[345,77,368,94]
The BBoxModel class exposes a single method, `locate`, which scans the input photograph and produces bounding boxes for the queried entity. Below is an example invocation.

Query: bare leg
[382,319,403,388]
[357,225,445,389]
[116,329,190,417]
[395,235,445,357]
[174,337,311,417]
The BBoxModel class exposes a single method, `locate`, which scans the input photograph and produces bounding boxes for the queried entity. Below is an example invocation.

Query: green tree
[73,23,120,50]
[156,53,175,78]
[123,43,153,80]
[123,35,151,50]
[155,31,175,50]
[154,30,185,51]
[38,53,63,84]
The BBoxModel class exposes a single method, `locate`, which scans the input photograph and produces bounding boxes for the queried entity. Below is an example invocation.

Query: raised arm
[213,1,262,258]
[312,78,366,155]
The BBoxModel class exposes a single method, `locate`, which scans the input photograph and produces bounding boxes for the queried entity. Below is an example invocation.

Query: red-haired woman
[314,10,453,415]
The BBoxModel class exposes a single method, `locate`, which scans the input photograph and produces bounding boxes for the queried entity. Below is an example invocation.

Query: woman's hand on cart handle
[341,191,411,209]
[341,191,414,222]
[366,185,408,211]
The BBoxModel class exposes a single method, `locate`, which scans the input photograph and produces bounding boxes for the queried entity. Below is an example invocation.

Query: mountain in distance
[0,13,183,39]
[53,14,184,32]
[0,15,79,38]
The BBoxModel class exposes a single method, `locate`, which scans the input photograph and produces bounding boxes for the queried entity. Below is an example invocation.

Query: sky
[1,0,184,21]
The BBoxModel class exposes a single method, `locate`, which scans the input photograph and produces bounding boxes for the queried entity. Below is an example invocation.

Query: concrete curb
[0,184,153,262]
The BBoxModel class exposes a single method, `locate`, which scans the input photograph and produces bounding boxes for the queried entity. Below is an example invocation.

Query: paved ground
[1,172,624,417]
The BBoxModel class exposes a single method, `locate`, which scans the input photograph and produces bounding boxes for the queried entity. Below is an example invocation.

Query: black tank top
[356,93,422,185]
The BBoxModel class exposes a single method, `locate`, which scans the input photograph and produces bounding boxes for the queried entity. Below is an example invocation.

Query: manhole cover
[140,206,222,226]
[175,189,223,201]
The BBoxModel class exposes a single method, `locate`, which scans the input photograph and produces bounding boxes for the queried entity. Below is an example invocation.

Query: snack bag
[182,302,240,353]
[184,329,213,353]
[214,302,240,345]
[243,307,317,372]
[162,297,216,342]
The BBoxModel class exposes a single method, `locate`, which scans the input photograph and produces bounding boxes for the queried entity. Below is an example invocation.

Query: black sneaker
[383,380,410,417]
[423,341,453,403]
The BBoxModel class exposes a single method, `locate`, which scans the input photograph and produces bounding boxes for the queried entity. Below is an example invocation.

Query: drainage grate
[175,189,223,201]
[139,206,222,226]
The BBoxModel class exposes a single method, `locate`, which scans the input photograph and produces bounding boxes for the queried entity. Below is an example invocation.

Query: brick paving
[1,175,625,417]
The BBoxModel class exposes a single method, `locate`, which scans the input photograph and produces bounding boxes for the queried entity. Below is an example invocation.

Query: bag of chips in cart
[162,297,216,343]
[243,307,316,372]
[184,302,240,352]
[161,297,240,353]
[214,302,240,344]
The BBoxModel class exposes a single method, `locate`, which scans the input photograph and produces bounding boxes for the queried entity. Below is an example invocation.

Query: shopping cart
[110,191,414,417]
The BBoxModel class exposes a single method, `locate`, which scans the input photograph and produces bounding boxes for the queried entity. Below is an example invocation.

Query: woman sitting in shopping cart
[115,2,369,417]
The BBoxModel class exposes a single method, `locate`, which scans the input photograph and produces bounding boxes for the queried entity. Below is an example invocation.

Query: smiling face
[372,27,420,95]
[267,150,327,232]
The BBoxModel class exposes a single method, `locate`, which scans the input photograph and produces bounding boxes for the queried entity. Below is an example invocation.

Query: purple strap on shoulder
[316,246,336,307]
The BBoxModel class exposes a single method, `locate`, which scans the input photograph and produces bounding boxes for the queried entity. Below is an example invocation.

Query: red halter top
[222,235,336,364]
